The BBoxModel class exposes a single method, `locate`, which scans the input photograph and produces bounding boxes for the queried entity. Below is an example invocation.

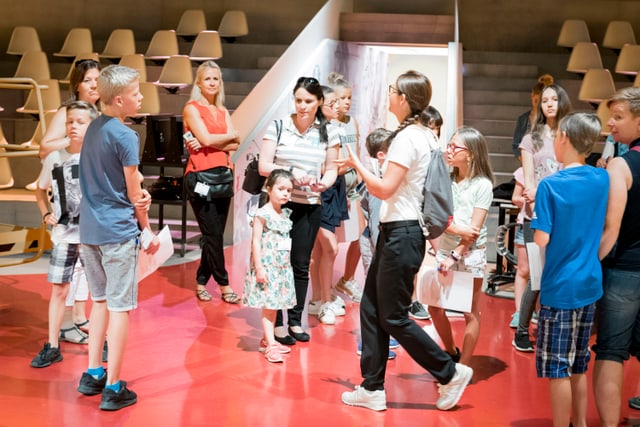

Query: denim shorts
[593,267,640,363]
[536,303,595,378]
[81,238,140,312]
[514,225,524,246]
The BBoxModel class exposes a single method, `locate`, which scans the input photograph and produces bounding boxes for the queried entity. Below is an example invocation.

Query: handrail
[0,77,49,135]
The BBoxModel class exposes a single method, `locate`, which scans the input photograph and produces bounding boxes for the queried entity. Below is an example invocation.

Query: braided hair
[383,70,432,151]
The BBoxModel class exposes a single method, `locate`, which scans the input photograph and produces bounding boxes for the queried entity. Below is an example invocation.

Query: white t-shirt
[439,175,494,250]
[38,149,81,244]
[379,124,431,223]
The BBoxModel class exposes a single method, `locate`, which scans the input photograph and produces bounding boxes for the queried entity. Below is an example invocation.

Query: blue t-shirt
[532,165,609,309]
[79,115,140,245]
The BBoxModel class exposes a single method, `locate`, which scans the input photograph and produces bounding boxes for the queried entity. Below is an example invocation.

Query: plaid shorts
[536,303,595,379]
[47,241,82,284]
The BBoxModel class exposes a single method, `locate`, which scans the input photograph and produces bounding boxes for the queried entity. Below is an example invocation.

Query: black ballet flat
[274,334,296,346]
[288,327,310,342]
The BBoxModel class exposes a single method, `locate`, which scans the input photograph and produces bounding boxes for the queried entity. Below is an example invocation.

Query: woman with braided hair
[337,70,473,412]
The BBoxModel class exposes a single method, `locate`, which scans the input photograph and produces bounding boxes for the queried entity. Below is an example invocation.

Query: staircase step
[465,118,516,138]
[486,136,516,155]
[463,63,540,79]
[464,76,543,91]
[225,81,257,95]
[489,153,520,174]
[257,56,279,70]
[464,104,529,121]
[222,67,268,83]
[464,89,531,106]
[340,13,454,44]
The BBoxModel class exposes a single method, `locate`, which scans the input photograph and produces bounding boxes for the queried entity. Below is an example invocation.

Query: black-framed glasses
[388,85,402,95]
[446,143,468,154]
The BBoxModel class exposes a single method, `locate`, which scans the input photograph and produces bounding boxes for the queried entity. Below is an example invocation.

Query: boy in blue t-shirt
[76,65,160,411]
[531,112,609,427]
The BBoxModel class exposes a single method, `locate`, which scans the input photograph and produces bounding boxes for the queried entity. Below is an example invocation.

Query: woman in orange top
[183,61,241,303]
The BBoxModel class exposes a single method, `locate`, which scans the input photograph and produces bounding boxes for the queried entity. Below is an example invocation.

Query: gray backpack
[421,148,454,238]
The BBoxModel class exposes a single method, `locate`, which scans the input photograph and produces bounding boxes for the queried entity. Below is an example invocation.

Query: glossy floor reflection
[1,244,639,426]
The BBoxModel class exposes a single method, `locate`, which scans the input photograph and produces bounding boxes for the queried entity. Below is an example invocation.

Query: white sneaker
[308,300,322,316]
[335,277,363,302]
[331,292,345,308]
[341,385,386,411]
[318,302,336,325]
[330,299,346,316]
[436,363,473,410]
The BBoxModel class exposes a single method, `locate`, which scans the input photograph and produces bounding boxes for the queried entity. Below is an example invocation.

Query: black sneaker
[30,343,63,368]
[77,371,107,396]
[512,333,534,352]
[99,381,137,411]
[409,301,431,320]
[629,396,640,410]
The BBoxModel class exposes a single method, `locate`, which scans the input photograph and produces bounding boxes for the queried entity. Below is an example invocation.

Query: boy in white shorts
[31,100,99,368]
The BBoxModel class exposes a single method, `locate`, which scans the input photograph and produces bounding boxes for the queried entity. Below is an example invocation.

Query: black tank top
[603,138,640,270]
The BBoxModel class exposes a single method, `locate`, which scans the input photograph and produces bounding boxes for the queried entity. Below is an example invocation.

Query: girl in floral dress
[243,170,297,363]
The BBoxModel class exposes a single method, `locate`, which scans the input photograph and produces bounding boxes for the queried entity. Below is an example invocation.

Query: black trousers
[188,192,231,287]
[275,202,322,328]
[360,221,456,391]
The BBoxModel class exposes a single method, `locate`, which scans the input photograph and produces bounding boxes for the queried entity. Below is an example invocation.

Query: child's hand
[438,257,455,274]
[255,267,267,284]
[459,225,480,244]
[144,234,161,254]
[135,189,152,212]
[334,145,357,170]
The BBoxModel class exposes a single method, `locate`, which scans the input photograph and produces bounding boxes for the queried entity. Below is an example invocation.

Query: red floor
[1,244,639,427]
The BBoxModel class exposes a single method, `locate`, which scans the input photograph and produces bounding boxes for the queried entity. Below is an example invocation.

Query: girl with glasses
[429,127,495,366]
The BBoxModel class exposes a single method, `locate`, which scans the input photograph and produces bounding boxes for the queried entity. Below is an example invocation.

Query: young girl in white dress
[243,169,297,363]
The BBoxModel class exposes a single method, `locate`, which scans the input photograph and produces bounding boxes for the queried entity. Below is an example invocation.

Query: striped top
[264,115,340,205]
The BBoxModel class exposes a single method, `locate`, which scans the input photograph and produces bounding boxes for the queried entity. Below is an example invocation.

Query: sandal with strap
[74,319,90,334]
[221,291,240,304]
[59,325,89,344]
[196,289,212,302]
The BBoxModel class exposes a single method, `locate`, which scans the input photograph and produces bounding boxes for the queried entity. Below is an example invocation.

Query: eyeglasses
[388,85,402,95]
[446,144,468,154]
[297,77,319,86]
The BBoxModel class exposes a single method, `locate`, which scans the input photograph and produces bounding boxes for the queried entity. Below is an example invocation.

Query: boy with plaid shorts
[76,65,159,411]
[31,101,99,368]
[531,112,609,427]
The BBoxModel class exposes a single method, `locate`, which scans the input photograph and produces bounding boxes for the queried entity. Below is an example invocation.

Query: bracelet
[42,211,52,221]
[449,250,460,262]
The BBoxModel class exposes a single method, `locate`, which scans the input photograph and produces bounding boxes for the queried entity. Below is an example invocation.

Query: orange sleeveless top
[184,100,232,174]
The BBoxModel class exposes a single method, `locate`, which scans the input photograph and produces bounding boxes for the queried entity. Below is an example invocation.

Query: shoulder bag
[242,119,282,194]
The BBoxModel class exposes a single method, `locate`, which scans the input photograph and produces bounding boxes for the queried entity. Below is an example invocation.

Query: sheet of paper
[138,226,174,282]
[416,261,474,313]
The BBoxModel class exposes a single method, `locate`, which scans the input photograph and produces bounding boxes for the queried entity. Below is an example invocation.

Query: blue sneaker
[389,337,400,349]
[509,312,519,329]
[357,341,397,359]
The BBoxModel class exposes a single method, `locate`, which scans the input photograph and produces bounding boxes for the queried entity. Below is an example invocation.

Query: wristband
[449,250,460,262]
[42,211,52,221]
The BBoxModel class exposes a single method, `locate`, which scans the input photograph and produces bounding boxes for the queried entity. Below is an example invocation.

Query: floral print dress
[242,207,296,310]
